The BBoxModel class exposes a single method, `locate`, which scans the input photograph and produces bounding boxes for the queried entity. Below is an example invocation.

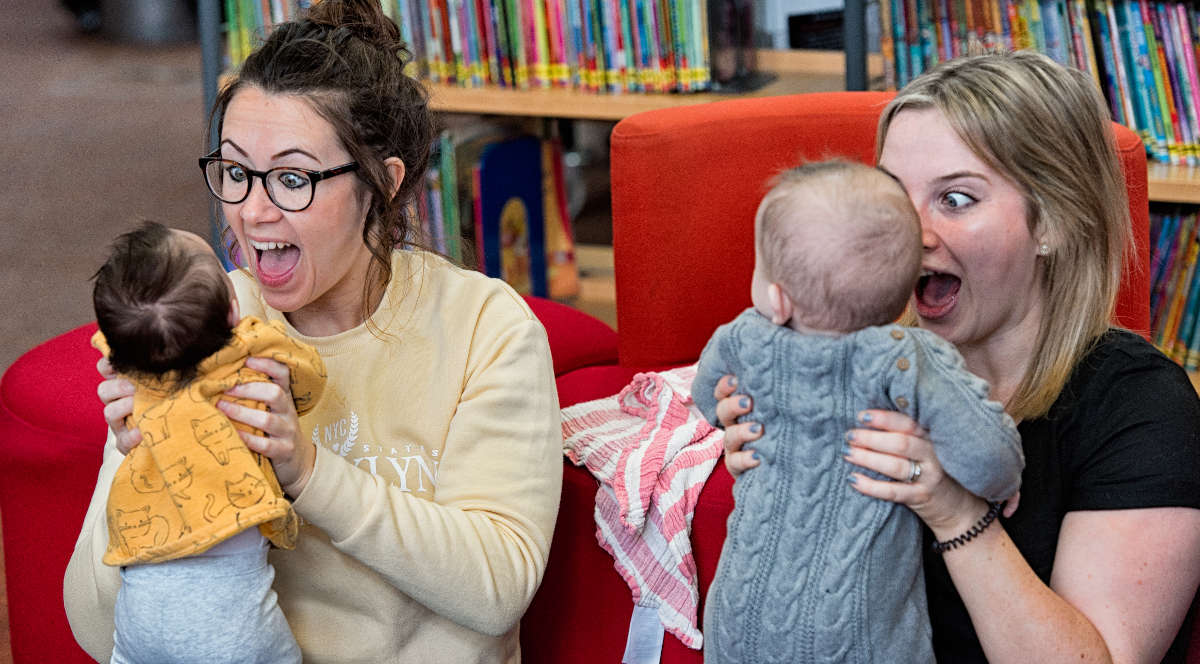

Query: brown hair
[93,221,233,384]
[876,51,1131,420]
[209,0,434,323]
[756,159,922,332]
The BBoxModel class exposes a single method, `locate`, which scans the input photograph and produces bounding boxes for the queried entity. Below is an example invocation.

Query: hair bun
[305,0,400,46]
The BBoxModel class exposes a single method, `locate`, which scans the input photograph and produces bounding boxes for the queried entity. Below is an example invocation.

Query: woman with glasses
[65,0,562,661]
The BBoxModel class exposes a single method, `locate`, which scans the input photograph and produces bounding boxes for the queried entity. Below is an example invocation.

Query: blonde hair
[876,51,1132,420]
[756,159,922,332]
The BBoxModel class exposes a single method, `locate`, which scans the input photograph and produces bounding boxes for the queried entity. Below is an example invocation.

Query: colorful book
[476,136,548,297]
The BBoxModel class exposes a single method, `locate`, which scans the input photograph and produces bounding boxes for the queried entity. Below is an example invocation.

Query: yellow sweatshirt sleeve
[292,298,562,636]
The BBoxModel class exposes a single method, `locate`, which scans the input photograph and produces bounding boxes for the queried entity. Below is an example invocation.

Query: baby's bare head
[754,159,921,333]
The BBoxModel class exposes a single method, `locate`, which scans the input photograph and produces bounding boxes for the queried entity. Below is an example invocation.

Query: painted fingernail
[858,411,872,423]
[751,451,761,460]
[749,423,762,434]
[728,376,738,388]
[844,430,855,442]
[840,444,852,457]
[847,475,858,485]
[739,397,750,409]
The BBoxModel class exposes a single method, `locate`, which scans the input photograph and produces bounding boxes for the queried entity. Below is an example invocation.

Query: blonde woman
[716,51,1200,662]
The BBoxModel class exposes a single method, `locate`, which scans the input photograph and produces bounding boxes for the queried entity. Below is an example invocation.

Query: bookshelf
[427,50,885,120]
[1149,164,1200,205]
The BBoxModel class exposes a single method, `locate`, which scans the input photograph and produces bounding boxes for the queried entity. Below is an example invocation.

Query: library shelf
[424,52,1195,209]
[1148,163,1200,205]
[426,50,885,121]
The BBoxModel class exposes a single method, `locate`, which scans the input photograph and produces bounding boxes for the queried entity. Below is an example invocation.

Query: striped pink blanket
[561,364,725,649]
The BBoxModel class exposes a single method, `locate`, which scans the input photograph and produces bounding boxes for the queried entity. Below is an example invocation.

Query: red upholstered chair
[521,91,1168,664]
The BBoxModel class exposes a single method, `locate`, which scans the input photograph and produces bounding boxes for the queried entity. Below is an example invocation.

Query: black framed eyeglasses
[198,150,359,212]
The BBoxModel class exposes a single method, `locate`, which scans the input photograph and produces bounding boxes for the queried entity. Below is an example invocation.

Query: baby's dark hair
[92,221,233,383]
[210,0,434,322]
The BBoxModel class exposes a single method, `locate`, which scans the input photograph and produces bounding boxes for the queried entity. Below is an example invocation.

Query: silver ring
[906,460,922,483]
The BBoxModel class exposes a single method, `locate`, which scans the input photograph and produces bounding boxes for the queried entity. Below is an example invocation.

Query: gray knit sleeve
[895,329,1024,501]
[692,321,735,428]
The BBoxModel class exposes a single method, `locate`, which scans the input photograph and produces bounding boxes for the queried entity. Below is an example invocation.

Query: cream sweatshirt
[65,250,563,663]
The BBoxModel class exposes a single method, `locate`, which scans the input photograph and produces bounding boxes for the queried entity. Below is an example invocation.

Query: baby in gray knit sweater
[692,160,1024,664]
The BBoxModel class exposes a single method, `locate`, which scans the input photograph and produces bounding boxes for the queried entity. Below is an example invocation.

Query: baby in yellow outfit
[92,221,325,664]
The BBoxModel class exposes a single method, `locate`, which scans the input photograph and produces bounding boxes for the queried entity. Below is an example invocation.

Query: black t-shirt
[926,329,1200,662]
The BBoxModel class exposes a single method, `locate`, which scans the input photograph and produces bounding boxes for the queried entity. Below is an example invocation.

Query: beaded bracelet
[930,501,1006,554]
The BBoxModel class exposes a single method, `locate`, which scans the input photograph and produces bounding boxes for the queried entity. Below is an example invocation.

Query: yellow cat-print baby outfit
[95,316,326,566]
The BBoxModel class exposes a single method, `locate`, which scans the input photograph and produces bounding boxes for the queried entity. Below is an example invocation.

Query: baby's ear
[767,283,793,326]
[228,297,241,327]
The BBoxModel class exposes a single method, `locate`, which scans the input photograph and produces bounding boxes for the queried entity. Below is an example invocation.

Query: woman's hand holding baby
[713,375,763,476]
[842,409,985,539]
[96,356,142,455]
[844,409,1020,532]
[218,356,314,498]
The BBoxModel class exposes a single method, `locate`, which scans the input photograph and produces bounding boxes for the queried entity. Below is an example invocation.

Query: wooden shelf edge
[1148,162,1200,205]
[427,49,885,121]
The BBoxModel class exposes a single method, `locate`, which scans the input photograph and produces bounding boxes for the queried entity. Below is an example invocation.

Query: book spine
[438,132,461,263]
[638,0,661,91]
[1164,228,1200,358]
[490,0,512,85]
[880,0,897,88]
[1157,1,1194,165]
[463,0,484,86]
[1142,0,1180,163]
[1104,0,1137,128]
[1155,210,1195,344]
[1025,0,1047,52]
[1010,0,1029,51]
[581,0,599,91]
[906,0,922,77]
[1175,3,1200,164]
[918,0,935,70]
[440,0,459,84]
[1074,0,1101,86]
[667,0,684,91]
[1173,238,1200,362]
[617,0,639,91]
[655,0,676,91]
[225,0,242,67]
[690,0,708,89]
[893,0,911,85]
[1090,0,1123,123]
[1120,0,1163,159]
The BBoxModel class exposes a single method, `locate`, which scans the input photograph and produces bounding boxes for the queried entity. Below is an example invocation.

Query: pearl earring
[1037,243,1051,256]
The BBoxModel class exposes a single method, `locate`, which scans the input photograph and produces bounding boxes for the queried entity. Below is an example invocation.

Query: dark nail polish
[749,423,761,434]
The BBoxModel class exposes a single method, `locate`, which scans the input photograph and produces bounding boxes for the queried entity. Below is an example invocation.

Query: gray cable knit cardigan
[692,309,1023,664]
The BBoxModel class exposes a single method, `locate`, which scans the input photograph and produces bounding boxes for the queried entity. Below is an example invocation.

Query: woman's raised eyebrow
[217,140,320,163]
[933,170,989,185]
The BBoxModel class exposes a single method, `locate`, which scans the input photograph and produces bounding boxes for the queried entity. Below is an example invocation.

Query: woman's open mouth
[250,239,300,288]
[915,269,960,320]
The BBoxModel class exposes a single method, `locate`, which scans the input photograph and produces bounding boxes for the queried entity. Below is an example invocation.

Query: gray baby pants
[110,530,300,664]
